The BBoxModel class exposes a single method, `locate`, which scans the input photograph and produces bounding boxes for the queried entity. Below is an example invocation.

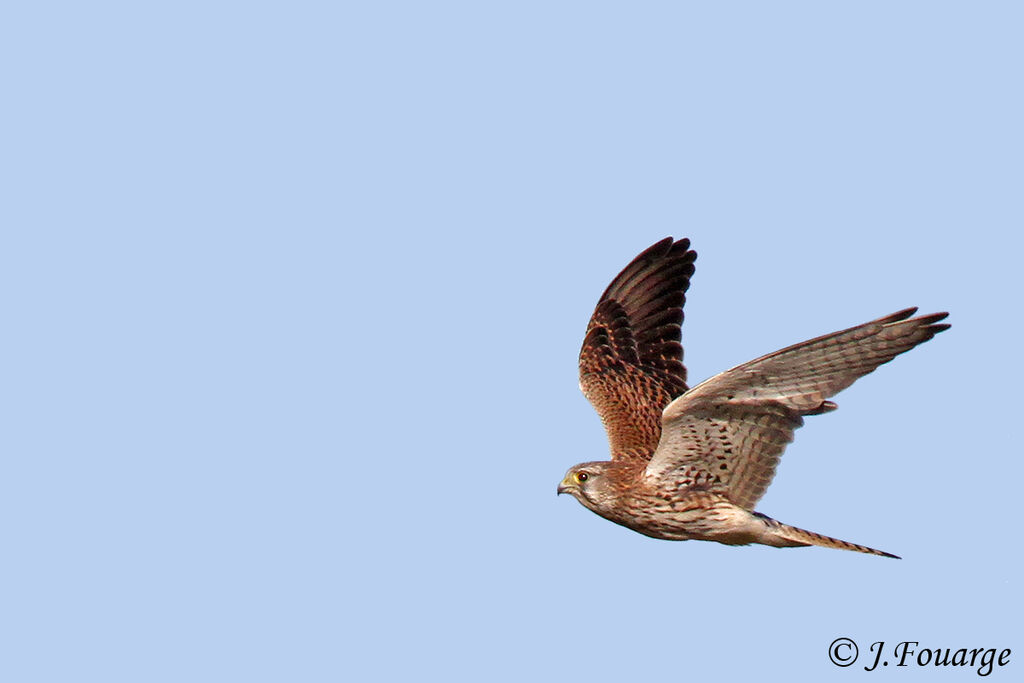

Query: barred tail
[757,514,900,559]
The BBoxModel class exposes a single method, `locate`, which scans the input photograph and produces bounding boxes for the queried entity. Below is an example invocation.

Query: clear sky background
[2,2,1021,681]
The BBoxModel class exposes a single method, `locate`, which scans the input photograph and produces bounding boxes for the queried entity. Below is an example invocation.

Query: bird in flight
[558,238,948,558]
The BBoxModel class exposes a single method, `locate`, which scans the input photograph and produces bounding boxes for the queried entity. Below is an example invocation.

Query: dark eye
[576,472,589,483]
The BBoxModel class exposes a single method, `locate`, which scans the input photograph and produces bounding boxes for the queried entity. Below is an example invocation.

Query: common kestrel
[558,237,948,558]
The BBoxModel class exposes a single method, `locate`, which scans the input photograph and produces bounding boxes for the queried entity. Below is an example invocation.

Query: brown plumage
[559,237,949,558]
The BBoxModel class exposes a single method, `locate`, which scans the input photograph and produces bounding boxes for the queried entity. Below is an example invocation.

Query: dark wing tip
[626,236,695,266]
[805,400,838,416]
[899,311,950,338]
[917,311,949,325]
[881,307,919,323]
[636,237,676,261]
[882,310,950,338]
[669,237,696,262]
[667,236,692,257]
[597,237,697,304]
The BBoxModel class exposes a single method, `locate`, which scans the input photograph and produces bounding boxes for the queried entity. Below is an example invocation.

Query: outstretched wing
[579,237,697,462]
[645,308,949,509]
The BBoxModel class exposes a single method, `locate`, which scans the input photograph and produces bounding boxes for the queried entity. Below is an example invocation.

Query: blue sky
[2,2,1021,681]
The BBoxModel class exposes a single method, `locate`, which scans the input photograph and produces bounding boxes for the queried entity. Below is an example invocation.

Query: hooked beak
[557,475,575,495]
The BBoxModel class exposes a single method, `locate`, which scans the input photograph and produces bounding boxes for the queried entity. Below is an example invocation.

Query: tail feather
[756,514,900,559]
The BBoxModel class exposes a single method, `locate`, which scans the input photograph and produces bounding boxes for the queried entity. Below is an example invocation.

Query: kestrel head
[557,461,619,513]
